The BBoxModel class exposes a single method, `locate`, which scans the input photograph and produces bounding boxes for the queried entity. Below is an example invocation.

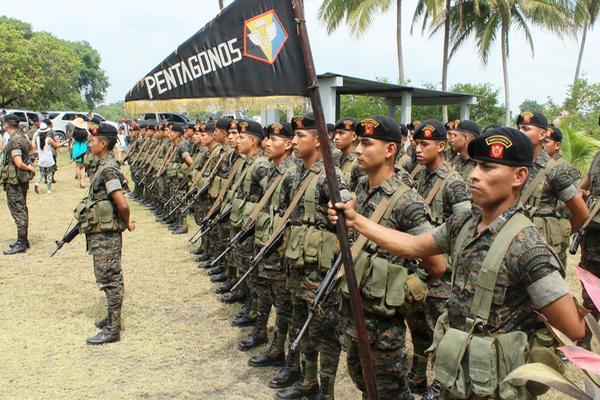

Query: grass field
[0,151,590,399]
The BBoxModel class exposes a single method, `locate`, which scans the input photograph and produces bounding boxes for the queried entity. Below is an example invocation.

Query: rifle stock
[49,221,81,257]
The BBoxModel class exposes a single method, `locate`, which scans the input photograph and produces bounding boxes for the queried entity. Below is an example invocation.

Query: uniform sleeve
[508,226,569,308]
[547,164,578,202]
[103,166,124,194]
[391,190,433,235]
[180,142,190,159]
[445,177,472,215]
[318,167,352,204]
[9,139,24,158]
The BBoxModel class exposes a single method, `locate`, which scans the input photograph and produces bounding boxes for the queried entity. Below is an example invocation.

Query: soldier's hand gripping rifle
[166,178,210,219]
[570,197,600,255]
[189,204,232,244]
[209,220,256,269]
[49,220,81,257]
[290,254,343,351]
[164,176,192,208]
[229,221,288,293]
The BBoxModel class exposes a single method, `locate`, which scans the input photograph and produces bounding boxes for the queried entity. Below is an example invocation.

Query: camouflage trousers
[289,267,341,378]
[341,302,413,400]
[4,183,29,239]
[233,236,256,313]
[256,262,293,348]
[581,230,600,319]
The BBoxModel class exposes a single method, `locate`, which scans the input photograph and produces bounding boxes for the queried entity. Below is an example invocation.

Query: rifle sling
[581,199,600,231]
[520,157,557,204]
[242,174,284,229]
[425,176,445,205]
[205,157,245,217]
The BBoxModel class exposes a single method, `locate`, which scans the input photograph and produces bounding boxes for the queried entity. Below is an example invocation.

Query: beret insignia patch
[361,118,379,135]
[272,123,283,134]
[422,124,435,138]
[239,121,248,133]
[485,135,513,160]
[293,117,304,128]
[520,111,534,124]
[343,120,353,130]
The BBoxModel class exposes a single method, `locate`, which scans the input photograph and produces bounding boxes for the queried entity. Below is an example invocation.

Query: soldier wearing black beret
[334,117,360,189]
[450,120,481,181]
[543,124,564,160]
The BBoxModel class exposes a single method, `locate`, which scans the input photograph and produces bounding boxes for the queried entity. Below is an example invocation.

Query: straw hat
[72,117,87,130]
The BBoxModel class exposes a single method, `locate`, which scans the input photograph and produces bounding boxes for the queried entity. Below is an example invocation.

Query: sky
[1,0,599,114]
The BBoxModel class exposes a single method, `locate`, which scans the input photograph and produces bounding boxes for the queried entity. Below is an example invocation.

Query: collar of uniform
[98,150,115,166]
[424,160,451,180]
[534,150,550,169]
[309,158,324,174]
[244,151,262,165]
[552,152,561,161]
[374,174,403,196]
[340,152,356,165]
[470,202,523,237]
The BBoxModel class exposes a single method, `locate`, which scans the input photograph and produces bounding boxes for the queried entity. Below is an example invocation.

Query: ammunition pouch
[430,313,530,399]
[532,216,568,256]
[255,211,272,248]
[1,164,19,184]
[230,197,255,228]
[209,176,224,199]
[341,252,427,317]
[285,225,338,270]
[74,198,126,235]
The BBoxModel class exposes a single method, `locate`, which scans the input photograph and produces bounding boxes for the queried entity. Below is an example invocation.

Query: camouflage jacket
[234,151,270,203]
[453,155,476,182]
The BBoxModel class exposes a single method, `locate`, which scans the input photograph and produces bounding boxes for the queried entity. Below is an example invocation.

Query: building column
[400,91,412,125]
[318,76,344,124]
[460,104,471,121]
[261,109,280,125]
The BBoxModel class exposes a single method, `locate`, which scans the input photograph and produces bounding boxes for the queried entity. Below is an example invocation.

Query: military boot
[210,272,227,283]
[94,316,110,329]
[269,348,301,388]
[232,298,256,327]
[4,238,28,255]
[9,238,30,249]
[221,290,246,304]
[208,265,225,276]
[239,314,269,351]
[86,330,120,345]
[215,281,234,294]
[319,373,336,400]
[275,358,319,399]
[249,330,286,367]
[172,226,188,235]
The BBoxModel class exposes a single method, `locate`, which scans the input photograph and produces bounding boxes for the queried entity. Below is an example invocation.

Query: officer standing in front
[1,114,35,255]
[79,123,135,345]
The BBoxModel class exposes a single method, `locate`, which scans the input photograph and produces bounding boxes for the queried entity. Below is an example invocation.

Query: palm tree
[560,124,600,172]
[448,0,575,126]
[219,0,224,11]
[319,0,406,84]
[573,0,599,85]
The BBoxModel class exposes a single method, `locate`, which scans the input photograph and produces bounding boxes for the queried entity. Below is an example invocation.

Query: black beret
[216,117,231,130]
[238,119,264,138]
[468,127,533,167]
[227,119,241,131]
[355,116,402,143]
[455,120,481,137]
[266,122,293,138]
[4,114,20,126]
[205,121,216,133]
[327,123,335,132]
[171,124,185,134]
[399,123,409,136]
[90,116,103,126]
[291,113,316,131]
[334,117,358,132]
[548,124,563,142]
[444,120,461,131]
[516,111,548,130]
[92,123,118,138]
[413,119,447,140]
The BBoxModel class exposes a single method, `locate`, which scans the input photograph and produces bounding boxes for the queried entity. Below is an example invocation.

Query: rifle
[290,254,343,351]
[189,204,232,244]
[164,176,193,208]
[209,220,256,268]
[229,222,288,293]
[570,197,600,255]
[166,178,211,218]
[49,221,81,257]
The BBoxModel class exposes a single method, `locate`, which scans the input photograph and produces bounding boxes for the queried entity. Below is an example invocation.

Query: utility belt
[284,225,338,271]
[230,197,257,229]
[0,163,32,185]
[74,198,126,235]
[430,313,563,399]
[341,249,427,318]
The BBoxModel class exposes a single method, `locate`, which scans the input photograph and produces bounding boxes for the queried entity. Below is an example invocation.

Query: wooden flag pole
[291,1,379,399]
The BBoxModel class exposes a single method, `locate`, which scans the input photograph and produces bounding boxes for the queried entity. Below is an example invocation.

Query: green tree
[318,0,406,84]
[67,41,109,111]
[558,123,600,172]
[519,98,546,113]
[573,0,599,85]
[448,0,576,126]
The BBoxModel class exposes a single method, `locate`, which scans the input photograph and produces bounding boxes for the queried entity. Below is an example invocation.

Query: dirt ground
[0,151,589,399]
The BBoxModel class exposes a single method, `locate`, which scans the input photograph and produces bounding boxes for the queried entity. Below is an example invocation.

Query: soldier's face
[169,131,178,141]
[193,132,203,145]
[214,128,227,143]
[237,133,255,155]
[266,135,291,160]
[469,161,529,208]
[292,129,319,159]
[334,130,356,151]
[88,136,106,156]
[450,132,469,153]
[543,138,560,157]
[228,131,240,149]
[518,124,546,147]
[415,139,445,165]
[356,138,396,174]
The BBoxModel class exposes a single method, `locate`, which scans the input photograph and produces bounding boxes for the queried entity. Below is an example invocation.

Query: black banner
[124,0,308,114]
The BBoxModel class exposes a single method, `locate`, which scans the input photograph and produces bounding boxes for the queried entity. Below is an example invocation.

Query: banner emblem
[244,10,289,64]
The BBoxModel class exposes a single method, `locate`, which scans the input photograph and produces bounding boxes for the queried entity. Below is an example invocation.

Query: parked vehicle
[4,109,43,129]
[138,112,195,126]
[49,111,118,141]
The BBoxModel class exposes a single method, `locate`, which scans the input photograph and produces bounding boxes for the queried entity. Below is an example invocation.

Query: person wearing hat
[329,127,587,399]
[224,119,272,347]
[77,123,135,345]
[1,114,34,255]
[333,117,363,191]
[71,117,89,189]
[247,122,301,387]
[517,111,589,270]
[407,119,471,395]
[337,115,446,400]
[274,113,351,400]
[449,120,481,181]
[34,123,65,194]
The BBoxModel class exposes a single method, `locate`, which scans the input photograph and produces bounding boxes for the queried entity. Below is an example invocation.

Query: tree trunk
[396,0,406,85]
[501,27,511,126]
[573,21,588,87]
[219,0,224,11]
[441,0,451,122]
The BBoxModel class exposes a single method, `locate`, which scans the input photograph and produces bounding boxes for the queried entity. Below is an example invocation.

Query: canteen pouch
[285,226,305,268]
[254,211,272,248]
[16,167,32,183]
[230,198,247,228]
[303,227,338,270]
[432,326,471,399]
[469,335,498,397]
[496,331,529,399]
[533,216,562,251]
[209,176,223,199]
[1,164,18,184]
[166,163,177,178]
[75,199,125,234]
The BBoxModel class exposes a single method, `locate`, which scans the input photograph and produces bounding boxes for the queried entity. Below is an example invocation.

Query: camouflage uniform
[452,155,476,182]
[1,131,31,240]
[339,152,364,192]
[85,151,127,335]
[342,174,433,400]
[167,139,191,225]
[522,150,580,270]
[280,159,351,396]
[431,204,569,399]
[581,151,600,321]
[410,161,471,369]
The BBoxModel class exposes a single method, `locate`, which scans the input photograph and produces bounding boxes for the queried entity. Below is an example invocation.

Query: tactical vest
[0,135,32,185]
[285,171,339,271]
[340,157,354,183]
[255,171,286,249]
[74,161,126,235]
[420,169,459,227]
[230,155,269,228]
[341,184,428,317]
[430,213,558,399]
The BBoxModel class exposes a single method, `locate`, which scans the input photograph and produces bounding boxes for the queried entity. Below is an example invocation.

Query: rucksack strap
[520,157,557,205]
